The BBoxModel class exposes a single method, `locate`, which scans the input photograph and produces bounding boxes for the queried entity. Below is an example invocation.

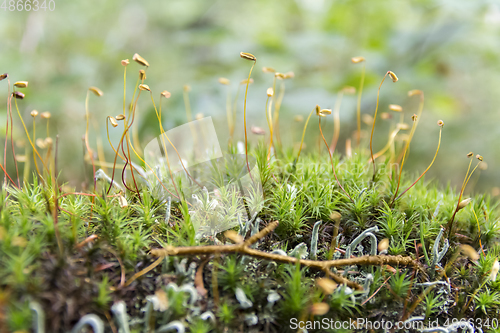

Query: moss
[1,54,499,332]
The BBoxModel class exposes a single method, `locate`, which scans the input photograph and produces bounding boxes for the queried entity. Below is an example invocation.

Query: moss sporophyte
[1,53,498,331]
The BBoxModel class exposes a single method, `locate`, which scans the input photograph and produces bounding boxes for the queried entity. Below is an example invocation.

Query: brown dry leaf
[118,195,128,208]
[195,257,210,297]
[224,230,243,243]
[310,302,330,315]
[316,278,337,295]
[459,244,479,261]
[378,238,389,253]
[155,289,169,311]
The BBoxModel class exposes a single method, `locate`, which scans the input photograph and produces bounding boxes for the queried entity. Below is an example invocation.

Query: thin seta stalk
[12,84,49,181]
[392,114,417,200]
[330,90,343,154]
[86,87,103,194]
[123,54,150,200]
[107,54,149,200]
[391,120,444,205]
[10,95,21,186]
[30,110,41,181]
[106,58,132,195]
[317,106,354,203]
[0,86,18,188]
[218,78,233,145]
[107,63,141,196]
[265,71,293,154]
[3,75,22,187]
[265,87,274,160]
[240,52,257,181]
[446,153,483,240]
[131,68,147,157]
[329,86,355,154]
[1,73,9,185]
[262,67,276,156]
[121,84,144,201]
[272,72,293,149]
[294,107,316,167]
[394,91,424,166]
[149,88,202,190]
[155,90,181,199]
[471,207,486,256]
[370,123,404,162]
[228,79,250,145]
[102,59,130,172]
[387,104,404,164]
[53,135,63,256]
[40,111,52,175]
[370,71,398,181]
[351,56,365,147]
[122,69,150,201]
[183,84,198,151]
[391,90,425,202]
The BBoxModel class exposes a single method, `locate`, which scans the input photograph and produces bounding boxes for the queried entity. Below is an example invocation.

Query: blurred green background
[1,0,499,193]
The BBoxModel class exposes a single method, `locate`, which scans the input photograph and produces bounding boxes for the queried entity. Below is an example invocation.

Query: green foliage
[94,275,112,309]
[423,291,446,318]
[280,263,311,318]
[474,288,500,315]
[477,254,497,282]
[328,286,358,316]
[268,183,308,237]
[389,270,411,299]
[7,300,31,331]
[217,300,236,326]
[166,285,189,318]
[188,319,212,333]
[217,255,245,292]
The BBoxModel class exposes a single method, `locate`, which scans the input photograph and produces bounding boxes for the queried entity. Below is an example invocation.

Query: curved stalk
[447,157,482,239]
[319,116,353,203]
[107,78,141,195]
[150,92,202,189]
[84,90,98,195]
[356,62,365,147]
[230,84,242,145]
[392,118,417,200]
[392,91,424,200]
[273,79,285,148]
[330,91,344,154]
[31,116,40,179]
[242,58,256,181]
[371,127,401,162]
[14,96,48,174]
[265,96,274,161]
[369,72,389,180]
[225,84,233,145]
[295,108,315,165]
[393,124,443,203]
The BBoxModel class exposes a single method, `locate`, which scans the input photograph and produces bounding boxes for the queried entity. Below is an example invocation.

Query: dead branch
[149,221,422,291]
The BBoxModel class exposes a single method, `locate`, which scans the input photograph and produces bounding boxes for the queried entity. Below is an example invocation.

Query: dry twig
[148,221,422,291]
